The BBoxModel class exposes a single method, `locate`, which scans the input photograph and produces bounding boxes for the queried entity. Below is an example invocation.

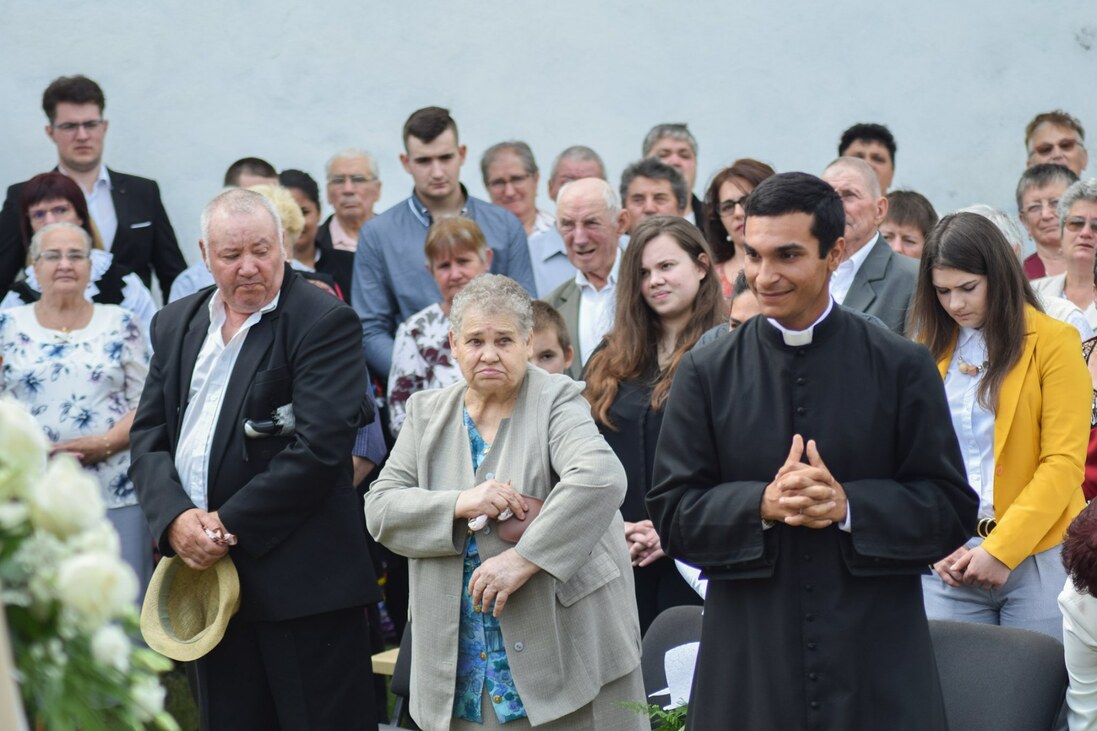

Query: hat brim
[140,555,241,662]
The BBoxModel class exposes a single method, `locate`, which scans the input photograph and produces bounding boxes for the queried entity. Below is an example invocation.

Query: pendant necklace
[957,353,988,376]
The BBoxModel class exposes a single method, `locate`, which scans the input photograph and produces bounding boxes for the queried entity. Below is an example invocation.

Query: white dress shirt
[576,253,621,365]
[174,291,280,510]
[829,232,878,305]
[943,326,995,520]
[63,165,118,249]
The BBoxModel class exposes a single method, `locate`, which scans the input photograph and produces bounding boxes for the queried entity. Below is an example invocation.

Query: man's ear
[827,238,846,272]
[458,144,468,166]
[399,153,411,176]
[873,195,889,227]
[616,210,631,237]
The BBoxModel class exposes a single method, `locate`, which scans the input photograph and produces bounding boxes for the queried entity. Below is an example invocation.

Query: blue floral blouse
[453,409,527,724]
[0,304,150,508]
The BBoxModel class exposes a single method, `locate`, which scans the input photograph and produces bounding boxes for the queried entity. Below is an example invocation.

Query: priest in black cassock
[647,172,977,731]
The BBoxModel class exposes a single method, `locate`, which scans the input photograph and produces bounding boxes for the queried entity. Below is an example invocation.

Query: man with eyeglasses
[1025,110,1089,176]
[1016,163,1079,280]
[318,149,382,253]
[0,75,185,303]
[352,106,535,379]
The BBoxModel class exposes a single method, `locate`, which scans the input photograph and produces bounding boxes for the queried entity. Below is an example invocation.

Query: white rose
[91,624,131,673]
[0,397,48,500]
[0,501,29,530]
[69,518,121,556]
[29,454,105,538]
[130,675,166,721]
[56,552,137,629]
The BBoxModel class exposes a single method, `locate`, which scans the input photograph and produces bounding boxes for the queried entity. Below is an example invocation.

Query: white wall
[3,1,1095,266]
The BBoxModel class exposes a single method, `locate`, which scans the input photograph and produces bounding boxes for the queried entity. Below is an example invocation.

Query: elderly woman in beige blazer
[364,274,646,731]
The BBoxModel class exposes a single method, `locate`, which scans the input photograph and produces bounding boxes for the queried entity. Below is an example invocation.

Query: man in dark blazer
[0,75,185,301]
[130,188,379,730]
[822,156,918,335]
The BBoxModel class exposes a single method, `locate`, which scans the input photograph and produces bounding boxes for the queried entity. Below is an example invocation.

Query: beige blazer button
[513,641,524,652]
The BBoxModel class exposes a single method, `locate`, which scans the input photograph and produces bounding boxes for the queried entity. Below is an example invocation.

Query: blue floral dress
[0,304,150,508]
[453,409,527,724]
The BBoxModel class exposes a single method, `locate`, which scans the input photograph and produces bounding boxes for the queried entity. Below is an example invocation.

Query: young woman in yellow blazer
[910,211,1090,640]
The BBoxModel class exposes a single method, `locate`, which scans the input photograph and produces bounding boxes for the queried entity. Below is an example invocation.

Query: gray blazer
[543,278,584,379]
[363,365,641,730]
[843,233,919,336]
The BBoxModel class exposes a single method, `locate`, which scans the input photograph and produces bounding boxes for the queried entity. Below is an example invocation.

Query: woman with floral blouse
[387,217,493,436]
[0,222,151,593]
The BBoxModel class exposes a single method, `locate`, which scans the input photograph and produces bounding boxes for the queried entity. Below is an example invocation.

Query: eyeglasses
[51,120,106,134]
[328,175,377,186]
[1023,199,1060,218]
[1065,217,1097,234]
[28,204,75,223]
[718,197,748,217]
[36,250,89,264]
[487,173,533,192]
[1030,139,1085,158]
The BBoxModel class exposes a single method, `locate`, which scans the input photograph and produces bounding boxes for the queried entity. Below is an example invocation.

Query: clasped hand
[454,478,528,521]
[624,520,665,567]
[932,545,1010,589]
[167,508,231,570]
[760,435,847,529]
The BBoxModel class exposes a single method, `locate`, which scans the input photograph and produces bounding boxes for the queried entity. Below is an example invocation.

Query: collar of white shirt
[575,250,621,292]
[766,297,835,346]
[207,288,281,339]
[831,232,878,301]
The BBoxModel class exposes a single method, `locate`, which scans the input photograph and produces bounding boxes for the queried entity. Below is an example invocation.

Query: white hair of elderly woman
[28,221,92,261]
[956,204,1027,255]
[448,273,533,338]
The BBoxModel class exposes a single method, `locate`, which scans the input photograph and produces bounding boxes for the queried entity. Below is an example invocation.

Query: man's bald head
[823,157,881,198]
[822,157,888,256]
[555,178,626,288]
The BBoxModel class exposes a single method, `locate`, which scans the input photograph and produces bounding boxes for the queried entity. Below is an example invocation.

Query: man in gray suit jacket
[822,157,918,335]
[543,178,630,379]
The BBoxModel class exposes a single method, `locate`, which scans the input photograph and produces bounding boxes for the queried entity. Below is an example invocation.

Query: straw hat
[140,555,241,661]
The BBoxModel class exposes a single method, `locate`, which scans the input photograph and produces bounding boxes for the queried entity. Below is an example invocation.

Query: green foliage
[620,700,689,730]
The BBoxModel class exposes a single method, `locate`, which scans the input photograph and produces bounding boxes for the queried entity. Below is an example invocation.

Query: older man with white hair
[130,187,381,730]
[822,156,918,335]
[318,148,382,252]
[544,178,629,379]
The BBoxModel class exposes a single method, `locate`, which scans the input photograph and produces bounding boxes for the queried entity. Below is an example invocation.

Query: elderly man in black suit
[0,75,185,301]
[129,188,379,730]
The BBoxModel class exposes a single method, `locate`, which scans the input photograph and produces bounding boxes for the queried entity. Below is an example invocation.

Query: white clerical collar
[766,298,835,346]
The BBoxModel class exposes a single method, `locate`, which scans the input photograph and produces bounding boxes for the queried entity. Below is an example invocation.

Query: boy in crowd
[529,300,574,375]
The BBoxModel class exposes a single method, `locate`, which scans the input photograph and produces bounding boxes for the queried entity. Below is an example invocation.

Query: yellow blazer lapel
[993,313,1038,463]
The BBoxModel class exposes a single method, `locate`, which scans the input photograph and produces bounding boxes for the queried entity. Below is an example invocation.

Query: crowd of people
[3,72,1097,730]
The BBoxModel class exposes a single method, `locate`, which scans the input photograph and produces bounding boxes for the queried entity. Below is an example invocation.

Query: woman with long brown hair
[910,211,1090,640]
[583,215,725,632]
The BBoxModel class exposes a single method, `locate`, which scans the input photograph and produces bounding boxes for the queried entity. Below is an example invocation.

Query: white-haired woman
[365,273,646,730]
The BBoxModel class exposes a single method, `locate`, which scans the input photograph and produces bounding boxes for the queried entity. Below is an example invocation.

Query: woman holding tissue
[364,273,645,731]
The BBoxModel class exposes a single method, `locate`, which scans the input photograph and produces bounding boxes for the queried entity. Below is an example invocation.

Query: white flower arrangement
[0,397,179,730]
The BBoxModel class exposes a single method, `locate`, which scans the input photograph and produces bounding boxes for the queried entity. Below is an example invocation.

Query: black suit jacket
[0,168,186,300]
[129,266,379,621]
[690,193,706,235]
[313,215,356,299]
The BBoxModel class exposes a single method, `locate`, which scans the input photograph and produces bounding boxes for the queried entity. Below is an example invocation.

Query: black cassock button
[796,406,806,415]
[807,642,817,650]
[809,673,819,681]
[805,584,814,592]
[803,554,812,562]
[810,701,820,710]
[805,613,815,622]
[796,377,807,385]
